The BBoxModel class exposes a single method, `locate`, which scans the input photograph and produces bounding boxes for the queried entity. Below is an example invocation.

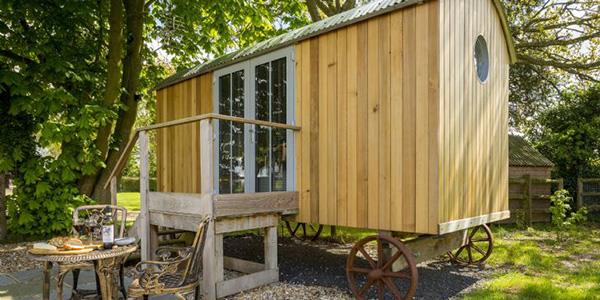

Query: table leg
[42,262,51,300]
[95,258,119,300]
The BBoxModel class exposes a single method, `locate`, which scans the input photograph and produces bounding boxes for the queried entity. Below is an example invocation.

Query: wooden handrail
[103,113,301,189]
[138,113,301,131]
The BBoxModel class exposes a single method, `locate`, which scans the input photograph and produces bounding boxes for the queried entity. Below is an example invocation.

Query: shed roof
[509,135,554,168]
[154,0,516,91]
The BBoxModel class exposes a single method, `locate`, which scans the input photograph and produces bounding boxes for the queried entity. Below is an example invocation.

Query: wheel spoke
[454,245,467,258]
[377,236,383,267]
[349,267,371,274]
[384,271,411,279]
[383,277,404,299]
[471,243,486,256]
[467,245,473,263]
[358,278,375,296]
[358,247,377,269]
[378,280,385,300]
[382,250,403,271]
[472,238,491,243]
[469,226,480,239]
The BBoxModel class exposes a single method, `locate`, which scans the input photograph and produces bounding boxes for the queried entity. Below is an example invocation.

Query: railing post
[200,119,218,300]
[139,130,151,261]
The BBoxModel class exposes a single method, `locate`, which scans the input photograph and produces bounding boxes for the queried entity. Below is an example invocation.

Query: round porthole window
[474,35,489,83]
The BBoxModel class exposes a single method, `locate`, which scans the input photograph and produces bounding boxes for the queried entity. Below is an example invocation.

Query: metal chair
[56,205,128,299]
[128,216,210,300]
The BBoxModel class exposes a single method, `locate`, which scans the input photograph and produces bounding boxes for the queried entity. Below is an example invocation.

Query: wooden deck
[106,114,301,300]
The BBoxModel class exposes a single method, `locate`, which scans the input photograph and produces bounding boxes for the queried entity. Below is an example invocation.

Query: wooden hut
[108,0,516,298]
[153,0,515,234]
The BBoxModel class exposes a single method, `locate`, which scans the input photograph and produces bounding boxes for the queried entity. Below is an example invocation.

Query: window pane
[271,127,286,191]
[231,70,245,193]
[271,58,287,191]
[255,63,269,121]
[255,125,270,192]
[271,58,286,124]
[218,74,231,194]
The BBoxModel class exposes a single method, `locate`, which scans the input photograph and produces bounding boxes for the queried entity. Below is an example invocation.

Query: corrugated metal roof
[154,0,516,91]
[509,135,554,167]
[154,0,420,90]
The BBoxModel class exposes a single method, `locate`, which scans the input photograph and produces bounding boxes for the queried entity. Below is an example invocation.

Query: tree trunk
[0,173,7,240]
[92,0,145,203]
[79,0,125,197]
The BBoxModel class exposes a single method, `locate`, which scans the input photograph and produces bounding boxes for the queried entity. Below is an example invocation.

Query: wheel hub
[368,268,384,280]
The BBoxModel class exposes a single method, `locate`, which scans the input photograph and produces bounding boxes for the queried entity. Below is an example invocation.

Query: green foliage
[464,223,600,299]
[533,86,600,194]
[0,0,309,236]
[549,190,587,242]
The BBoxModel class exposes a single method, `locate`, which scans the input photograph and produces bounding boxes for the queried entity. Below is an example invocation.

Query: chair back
[73,205,128,239]
[182,216,211,283]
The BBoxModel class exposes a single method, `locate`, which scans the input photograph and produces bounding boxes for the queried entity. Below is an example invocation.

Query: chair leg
[144,295,149,300]
[194,285,201,300]
[119,265,127,299]
[56,269,69,300]
[95,271,101,296]
[71,269,80,299]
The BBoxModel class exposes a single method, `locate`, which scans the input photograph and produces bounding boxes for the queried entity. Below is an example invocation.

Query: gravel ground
[1,235,492,299]
[223,234,494,299]
[0,241,43,273]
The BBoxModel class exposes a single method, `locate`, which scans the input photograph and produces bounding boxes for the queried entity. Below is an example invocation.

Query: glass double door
[216,56,290,194]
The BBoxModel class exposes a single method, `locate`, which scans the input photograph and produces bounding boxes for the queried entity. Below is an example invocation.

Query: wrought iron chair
[128,216,210,300]
[56,205,128,299]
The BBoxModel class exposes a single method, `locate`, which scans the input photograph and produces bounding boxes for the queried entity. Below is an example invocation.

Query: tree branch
[0,49,35,65]
[517,31,600,49]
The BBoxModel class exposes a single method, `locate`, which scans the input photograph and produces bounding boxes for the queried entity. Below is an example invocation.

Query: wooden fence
[577,178,600,214]
[503,176,563,225]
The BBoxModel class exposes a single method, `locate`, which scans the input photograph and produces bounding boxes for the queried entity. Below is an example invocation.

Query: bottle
[101,206,114,249]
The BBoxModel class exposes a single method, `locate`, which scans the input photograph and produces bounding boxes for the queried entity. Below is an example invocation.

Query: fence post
[577,178,583,210]
[524,175,532,226]
[557,178,564,190]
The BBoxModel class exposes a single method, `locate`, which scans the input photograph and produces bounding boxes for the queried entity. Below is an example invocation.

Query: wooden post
[577,178,583,210]
[524,175,532,226]
[110,176,118,206]
[139,130,152,261]
[264,225,278,272]
[200,119,218,300]
[557,178,564,190]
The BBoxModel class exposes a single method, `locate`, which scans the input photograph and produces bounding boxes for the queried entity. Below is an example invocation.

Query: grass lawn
[117,192,140,212]
[463,223,600,299]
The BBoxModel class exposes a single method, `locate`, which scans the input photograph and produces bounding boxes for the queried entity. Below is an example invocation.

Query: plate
[28,248,94,255]
[115,237,136,246]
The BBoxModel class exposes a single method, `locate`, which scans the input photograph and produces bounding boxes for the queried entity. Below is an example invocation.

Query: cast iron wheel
[284,221,324,241]
[346,235,418,300]
[448,224,493,266]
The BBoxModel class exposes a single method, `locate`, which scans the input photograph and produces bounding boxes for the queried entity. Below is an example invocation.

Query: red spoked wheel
[448,224,493,266]
[284,221,324,241]
[346,235,418,300]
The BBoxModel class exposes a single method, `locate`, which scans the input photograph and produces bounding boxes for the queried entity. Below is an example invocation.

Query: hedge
[119,176,157,192]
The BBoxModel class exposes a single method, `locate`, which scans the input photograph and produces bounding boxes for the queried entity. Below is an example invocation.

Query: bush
[549,189,587,242]
[119,176,157,192]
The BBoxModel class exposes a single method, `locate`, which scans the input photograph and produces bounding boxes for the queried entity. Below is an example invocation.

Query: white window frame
[212,47,295,194]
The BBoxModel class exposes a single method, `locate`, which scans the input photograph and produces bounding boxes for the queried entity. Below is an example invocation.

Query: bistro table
[30,245,137,300]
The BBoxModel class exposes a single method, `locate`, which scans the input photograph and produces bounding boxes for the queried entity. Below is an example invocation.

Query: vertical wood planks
[415,3,429,233]
[356,22,369,228]
[378,15,391,230]
[402,6,417,232]
[337,28,348,226]
[390,10,404,230]
[367,18,380,229]
[438,0,510,224]
[346,25,359,227]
